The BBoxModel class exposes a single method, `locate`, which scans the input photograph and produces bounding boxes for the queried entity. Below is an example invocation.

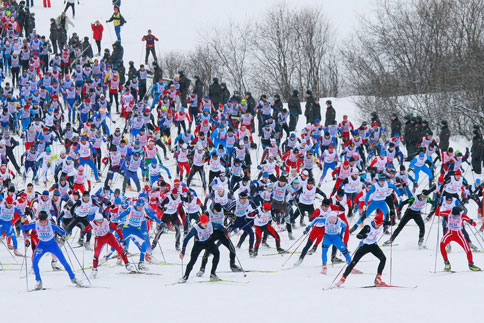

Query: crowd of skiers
[0,1,482,291]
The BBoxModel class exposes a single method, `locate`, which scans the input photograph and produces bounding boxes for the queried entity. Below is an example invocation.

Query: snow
[1,2,483,323]
[2,94,482,323]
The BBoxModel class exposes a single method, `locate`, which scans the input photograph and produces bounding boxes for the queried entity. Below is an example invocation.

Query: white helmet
[94,213,104,222]
[182,143,188,149]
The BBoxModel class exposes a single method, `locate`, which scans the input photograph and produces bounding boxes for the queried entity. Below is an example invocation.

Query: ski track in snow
[0,2,482,323]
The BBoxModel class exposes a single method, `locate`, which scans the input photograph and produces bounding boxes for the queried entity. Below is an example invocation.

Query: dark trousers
[186,165,207,190]
[391,209,425,242]
[343,243,386,277]
[289,113,299,132]
[64,2,75,17]
[95,40,102,55]
[200,230,236,270]
[184,240,219,279]
[145,47,157,64]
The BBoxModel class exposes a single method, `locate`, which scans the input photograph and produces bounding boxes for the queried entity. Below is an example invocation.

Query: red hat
[5,196,14,204]
[343,160,349,166]
[199,214,209,224]
[372,121,378,127]
[171,188,179,194]
[21,192,28,199]
[374,213,384,225]
[329,145,334,149]
[174,179,181,184]
[264,202,271,210]
[454,170,462,176]
[144,185,151,191]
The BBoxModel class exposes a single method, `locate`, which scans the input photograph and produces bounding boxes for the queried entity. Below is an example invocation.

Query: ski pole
[423,211,436,248]
[390,217,393,285]
[468,224,484,250]
[329,245,360,288]
[24,236,29,291]
[66,240,92,286]
[433,215,440,274]
[157,243,166,263]
[227,238,247,277]
[283,231,308,255]
[281,232,307,268]
[0,239,19,264]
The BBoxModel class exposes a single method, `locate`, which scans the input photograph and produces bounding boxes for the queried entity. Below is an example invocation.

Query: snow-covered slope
[0,2,482,323]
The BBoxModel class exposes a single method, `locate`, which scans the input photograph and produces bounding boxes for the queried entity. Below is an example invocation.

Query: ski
[262,251,296,257]
[362,284,417,288]
[118,271,163,276]
[218,269,278,274]
[429,270,457,274]
[196,279,249,284]
[28,288,49,292]
[165,279,249,286]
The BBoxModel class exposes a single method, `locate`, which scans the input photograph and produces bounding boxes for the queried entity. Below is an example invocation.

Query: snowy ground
[1,2,483,323]
[1,95,483,323]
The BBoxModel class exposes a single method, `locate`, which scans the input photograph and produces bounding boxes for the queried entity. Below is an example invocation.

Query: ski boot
[351,268,362,274]
[236,241,242,249]
[230,264,242,272]
[249,248,256,258]
[71,278,85,288]
[84,241,93,251]
[374,274,388,286]
[145,253,154,264]
[308,245,317,255]
[418,238,424,249]
[210,273,221,281]
[294,257,303,267]
[469,242,479,252]
[469,262,481,271]
[383,239,392,246]
[332,256,344,264]
[138,261,148,271]
[14,248,23,257]
[277,247,286,254]
[349,224,359,234]
[91,268,98,278]
[77,237,84,247]
[51,259,62,271]
[34,280,43,290]
[178,276,188,284]
[96,178,102,183]
[335,276,346,288]
[196,269,205,277]
[126,263,137,272]
[443,260,451,272]
[262,241,271,248]
[321,265,327,275]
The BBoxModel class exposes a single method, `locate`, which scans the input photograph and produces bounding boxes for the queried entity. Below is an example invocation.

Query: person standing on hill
[142,29,158,65]
[324,100,335,127]
[106,6,126,42]
[64,0,79,18]
[91,20,104,56]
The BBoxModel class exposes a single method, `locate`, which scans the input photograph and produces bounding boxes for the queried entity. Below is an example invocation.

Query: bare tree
[205,23,252,94]
[186,45,221,96]
[159,51,189,80]
[343,0,484,137]
[250,4,297,100]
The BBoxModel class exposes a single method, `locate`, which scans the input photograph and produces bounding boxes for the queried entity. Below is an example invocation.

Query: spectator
[106,6,126,42]
[91,20,104,56]
[141,29,158,64]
